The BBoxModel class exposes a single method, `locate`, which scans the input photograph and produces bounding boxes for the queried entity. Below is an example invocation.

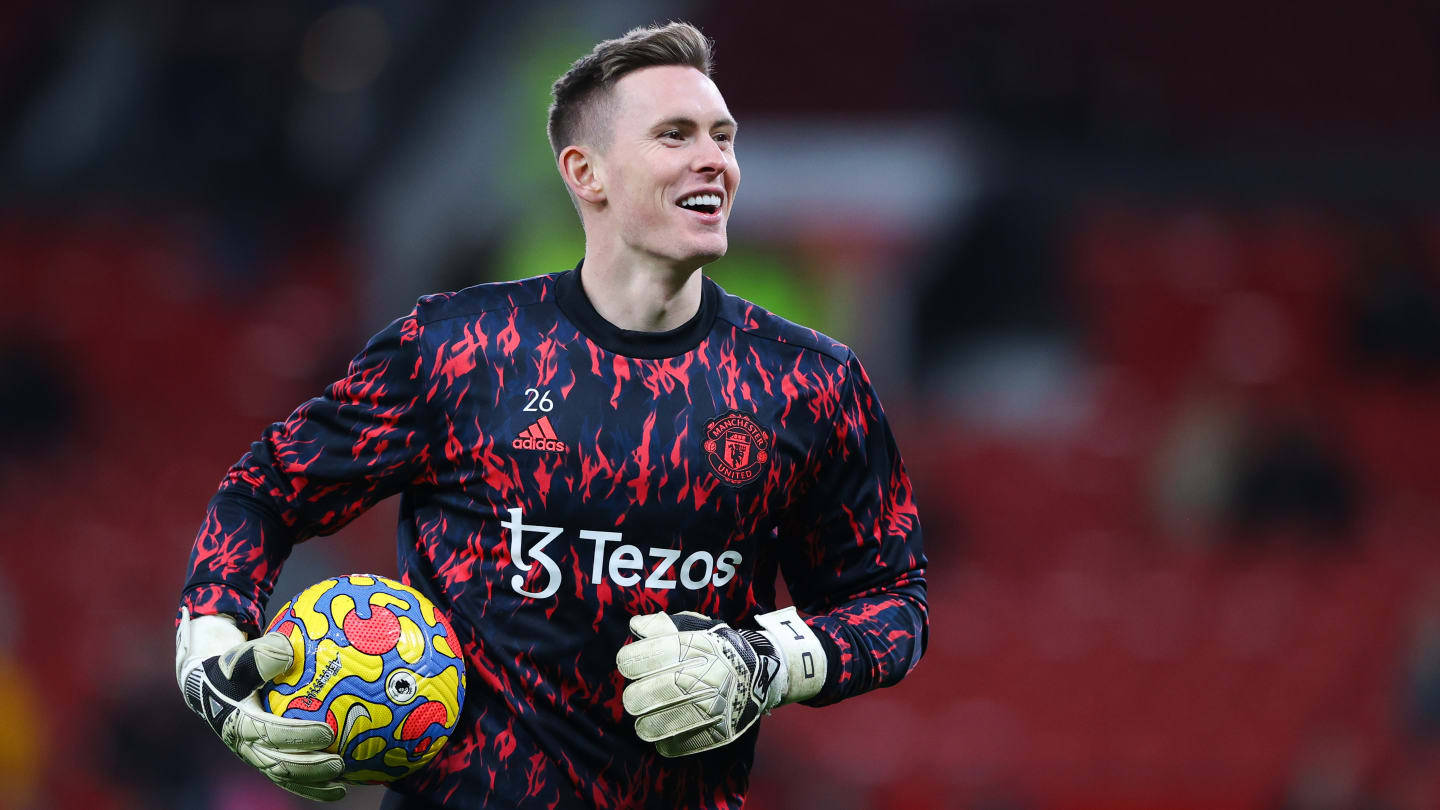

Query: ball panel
[342,605,401,655]
[331,638,387,686]
[259,574,466,784]
[432,634,456,660]
[331,693,393,753]
[287,694,323,713]
[292,579,339,638]
[329,594,356,630]
[369,589,414,613]
[434,611,461,661]
[419,664,462,724]
[396,616,426,665]
[399,700,448,741]
[383,747,417,768]
[353,736,388,761]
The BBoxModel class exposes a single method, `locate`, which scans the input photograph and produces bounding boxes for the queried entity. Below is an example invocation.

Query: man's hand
[175,607,347,801]
[615,607,828,757]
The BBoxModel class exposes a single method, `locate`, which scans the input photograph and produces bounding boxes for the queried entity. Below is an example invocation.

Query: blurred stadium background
[3,1,1440,808]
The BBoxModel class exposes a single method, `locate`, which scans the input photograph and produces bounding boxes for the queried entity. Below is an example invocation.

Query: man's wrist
[755,607,827,704]
[180,580,267,637]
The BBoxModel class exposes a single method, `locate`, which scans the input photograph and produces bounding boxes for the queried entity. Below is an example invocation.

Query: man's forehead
[611,65,733,126]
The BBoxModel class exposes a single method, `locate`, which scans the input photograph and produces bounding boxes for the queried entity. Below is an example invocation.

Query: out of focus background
[3,1,1440,808]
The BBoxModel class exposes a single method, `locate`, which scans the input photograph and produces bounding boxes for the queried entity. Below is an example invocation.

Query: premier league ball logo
[702,410,772,486]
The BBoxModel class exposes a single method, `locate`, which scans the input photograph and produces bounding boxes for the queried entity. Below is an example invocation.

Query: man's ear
[558,145,606,206]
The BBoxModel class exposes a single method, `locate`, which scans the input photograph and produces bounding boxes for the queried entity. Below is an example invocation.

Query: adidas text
[512,436,569,452]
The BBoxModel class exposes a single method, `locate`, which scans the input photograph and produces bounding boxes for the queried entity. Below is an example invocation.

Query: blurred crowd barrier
[5,2,1440,808]
[749,203,1440,810]
[3,198,1440,809]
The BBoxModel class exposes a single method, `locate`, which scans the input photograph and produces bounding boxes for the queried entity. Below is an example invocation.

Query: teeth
[679,194,722,209]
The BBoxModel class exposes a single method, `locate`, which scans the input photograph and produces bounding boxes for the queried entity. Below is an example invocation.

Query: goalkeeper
[176,20,927,809]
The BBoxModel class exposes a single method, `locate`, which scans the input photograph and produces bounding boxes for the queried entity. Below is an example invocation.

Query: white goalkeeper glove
[615,606,828,757]
[175,607,346,801]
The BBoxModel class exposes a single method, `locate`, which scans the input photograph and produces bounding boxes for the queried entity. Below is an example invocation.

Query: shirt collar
[554,260,719,359]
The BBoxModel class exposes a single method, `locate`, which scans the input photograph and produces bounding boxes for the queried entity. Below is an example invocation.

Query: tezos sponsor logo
[501,507,741,600]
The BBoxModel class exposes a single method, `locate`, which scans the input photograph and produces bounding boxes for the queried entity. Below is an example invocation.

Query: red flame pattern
[180,271,926,807]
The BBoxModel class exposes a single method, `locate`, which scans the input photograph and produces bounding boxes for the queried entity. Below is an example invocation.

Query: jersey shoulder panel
[413,272,562,326]
[711,279,851,365]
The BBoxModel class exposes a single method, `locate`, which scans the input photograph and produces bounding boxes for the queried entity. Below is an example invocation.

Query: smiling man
[548,38,740,337]
[175,21,927,809]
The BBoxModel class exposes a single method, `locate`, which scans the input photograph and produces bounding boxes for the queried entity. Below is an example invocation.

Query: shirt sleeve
[777,350,929,706]
[178,309,434,636]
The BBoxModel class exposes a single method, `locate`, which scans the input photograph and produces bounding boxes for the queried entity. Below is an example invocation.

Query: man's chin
[668,239,727,269]
[692,233,729,262]
[694,247,727,265]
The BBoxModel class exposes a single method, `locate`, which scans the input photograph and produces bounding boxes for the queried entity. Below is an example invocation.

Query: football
[260,574,466,783]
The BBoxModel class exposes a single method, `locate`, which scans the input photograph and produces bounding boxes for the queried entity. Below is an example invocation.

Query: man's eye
[661,130,683,140]
[713,133,731,143]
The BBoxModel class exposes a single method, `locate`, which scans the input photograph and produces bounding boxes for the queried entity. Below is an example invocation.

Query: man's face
[593,65,740,268]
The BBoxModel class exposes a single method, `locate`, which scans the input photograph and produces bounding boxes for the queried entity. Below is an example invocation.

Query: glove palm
[616,611,790,757]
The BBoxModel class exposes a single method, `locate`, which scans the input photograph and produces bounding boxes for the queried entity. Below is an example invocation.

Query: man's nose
[692,137,728,175]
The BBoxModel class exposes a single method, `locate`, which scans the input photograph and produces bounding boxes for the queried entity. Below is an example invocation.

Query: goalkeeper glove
[174,607,346,801]
[615,606,827,757]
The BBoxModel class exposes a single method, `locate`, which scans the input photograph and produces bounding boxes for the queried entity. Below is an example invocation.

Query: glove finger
[216,633,295,693]
[249,632,300,683]
[634,703,722,744]
[623,672,720,716]
[236,700,336,752]
[617,635,679,679]
[628,612,681,640]
[656,725,729,758]
[243,743,346,783]
[271,775,348,802]
[616,632,723,679]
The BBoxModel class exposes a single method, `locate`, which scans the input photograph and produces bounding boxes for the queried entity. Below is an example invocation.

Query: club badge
[703,410,772,487]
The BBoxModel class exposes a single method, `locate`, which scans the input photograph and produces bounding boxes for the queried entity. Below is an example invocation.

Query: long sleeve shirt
[180,265,928,809]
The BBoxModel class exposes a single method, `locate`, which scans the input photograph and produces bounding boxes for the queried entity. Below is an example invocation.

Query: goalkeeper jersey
[180,265,928,809]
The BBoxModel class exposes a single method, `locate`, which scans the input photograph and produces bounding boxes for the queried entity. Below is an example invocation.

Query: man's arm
[776,350,928,706]
[617,350,927,757]
[180,308,435,635]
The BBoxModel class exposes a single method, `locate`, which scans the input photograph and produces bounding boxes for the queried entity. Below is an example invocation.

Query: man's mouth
[677,193,722,216]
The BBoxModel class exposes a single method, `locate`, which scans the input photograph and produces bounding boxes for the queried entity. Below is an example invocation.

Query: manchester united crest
[703,410,772,487]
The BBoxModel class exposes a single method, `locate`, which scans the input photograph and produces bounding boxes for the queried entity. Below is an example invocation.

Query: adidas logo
[512,416,568,453]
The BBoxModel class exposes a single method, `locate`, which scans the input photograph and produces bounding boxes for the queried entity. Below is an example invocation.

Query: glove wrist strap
[755,606,827,704]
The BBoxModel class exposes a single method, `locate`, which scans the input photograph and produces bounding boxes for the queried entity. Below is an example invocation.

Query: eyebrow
[652,115,738,131]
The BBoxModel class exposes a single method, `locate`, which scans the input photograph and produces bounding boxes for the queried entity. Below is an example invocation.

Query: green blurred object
[497,218,585,282]
[504,31,593,218]
[706,249,827,335]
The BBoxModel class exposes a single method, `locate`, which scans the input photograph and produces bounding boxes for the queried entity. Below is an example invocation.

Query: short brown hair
[547,22,713,158]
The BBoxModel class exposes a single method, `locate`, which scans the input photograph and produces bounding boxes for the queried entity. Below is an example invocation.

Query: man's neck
[579,244,705,332]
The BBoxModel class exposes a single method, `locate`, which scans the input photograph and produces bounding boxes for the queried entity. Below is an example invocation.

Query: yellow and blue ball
[260,574,466,783]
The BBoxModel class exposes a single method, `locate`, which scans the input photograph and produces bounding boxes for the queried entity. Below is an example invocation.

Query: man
[175,21,927,809]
